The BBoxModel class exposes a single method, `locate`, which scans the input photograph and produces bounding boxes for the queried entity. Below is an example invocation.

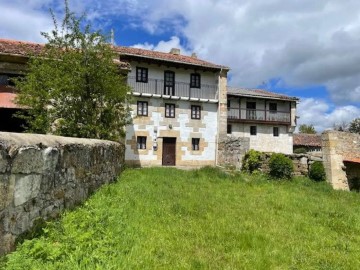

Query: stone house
[0,38,299,167]
[226,87,298,154]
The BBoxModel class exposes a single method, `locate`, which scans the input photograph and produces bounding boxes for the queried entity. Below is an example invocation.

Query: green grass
[3,167,360,269]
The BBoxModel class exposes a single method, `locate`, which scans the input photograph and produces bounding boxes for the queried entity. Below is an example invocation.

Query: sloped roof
[228,87,298,101]
[0,39,130,69]
[114,46,229,70]
[0,85,20,109]
[293,133,322,147]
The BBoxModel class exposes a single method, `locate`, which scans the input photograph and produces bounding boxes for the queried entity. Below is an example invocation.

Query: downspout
[215,68,223,166]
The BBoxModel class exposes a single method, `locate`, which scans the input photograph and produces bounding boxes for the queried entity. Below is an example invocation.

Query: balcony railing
[127,76,218,100]
[228,108,291,123]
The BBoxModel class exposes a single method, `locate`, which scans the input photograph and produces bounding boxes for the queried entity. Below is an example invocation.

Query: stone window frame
[137,136,147,149]
[136,67,148,83]
[273,126,279,137]
[137,101,148,116]
[165,103,176,118]
[192,138,200,151]
[190,73,201,88]
[250,126,257,136]
[191,105,201,119]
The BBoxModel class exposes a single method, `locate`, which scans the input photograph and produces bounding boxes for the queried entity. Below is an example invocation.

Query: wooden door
[162,137,176,166]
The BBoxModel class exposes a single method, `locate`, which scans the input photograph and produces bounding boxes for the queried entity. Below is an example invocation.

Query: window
[227,124,232,134]
[190,73,201,88]
[137,136,147,149]
[191,105,201,119]
[136,67,148,83]
[246,102,257,120]
[192,138,200,151]
[165,103,175,118]
[273,127,279,137]
[227,100,231,109]
[137,101,148,116]
[250,126,257,136]
[164,71,175,95]
[269,103,277,112]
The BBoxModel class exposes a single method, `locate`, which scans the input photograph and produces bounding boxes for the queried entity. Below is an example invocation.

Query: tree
[15,1,131,141]
[298,124,316,134]
[348,118,360,134]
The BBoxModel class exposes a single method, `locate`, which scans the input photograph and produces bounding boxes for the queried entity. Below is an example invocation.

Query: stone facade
[125,97,218,167]
[217,137,250,169]
[0,132,124,255]
[322,131,360,190]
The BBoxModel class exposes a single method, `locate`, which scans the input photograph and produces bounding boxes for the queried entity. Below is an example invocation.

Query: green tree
[299,124,316,134]
[15,1,131,141]
[348,118,360,134]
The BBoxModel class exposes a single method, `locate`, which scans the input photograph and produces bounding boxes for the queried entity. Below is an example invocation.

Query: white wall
[229,123,293,154]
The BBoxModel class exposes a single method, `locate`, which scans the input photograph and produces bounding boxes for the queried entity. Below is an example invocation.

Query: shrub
[294,147,307,154]
[242,149,262,173]
[308,161,326,182]
[268,153,293,179]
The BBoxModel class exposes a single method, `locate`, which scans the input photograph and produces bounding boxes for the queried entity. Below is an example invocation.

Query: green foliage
[268,153,293,179]
[242,149,263,173]
[309,161,326,182]
[348,118,360,134]
[4,167,360,269]
[294,147,307,154]
[14,0,131,141]
[299,124,316,134]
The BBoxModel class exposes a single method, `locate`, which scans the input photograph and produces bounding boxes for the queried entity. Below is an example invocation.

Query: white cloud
[297,98,360,132]
[132,36,191,55]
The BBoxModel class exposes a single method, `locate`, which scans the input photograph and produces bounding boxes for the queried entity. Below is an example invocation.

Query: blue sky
[0,0,359,131]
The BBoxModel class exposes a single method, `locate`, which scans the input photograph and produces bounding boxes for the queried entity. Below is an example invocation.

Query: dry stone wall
[0,132,124,255]
[322,131,360,190]
[217,136,250,169]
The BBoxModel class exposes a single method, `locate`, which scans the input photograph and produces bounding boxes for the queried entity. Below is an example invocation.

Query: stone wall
[322,131,360,190]
[0,132,124,255]
[217,136,322,175]
[217,136,250,169]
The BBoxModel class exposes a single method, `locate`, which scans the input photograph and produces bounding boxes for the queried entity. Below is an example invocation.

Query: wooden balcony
[127,76,218,101]
[228,108,291,124]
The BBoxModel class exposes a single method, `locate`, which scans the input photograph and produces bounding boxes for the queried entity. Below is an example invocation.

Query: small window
[273,127,279,137]
[137,136,147,149]
[165,103,175,118]
[269,103,277,112]
[191,105,201,119]
[192,138,200,151]
[190,73,201,88]
[136,67,148,83]
[227,124,232,134]
[137,101,148,116]
[250,126,257,136]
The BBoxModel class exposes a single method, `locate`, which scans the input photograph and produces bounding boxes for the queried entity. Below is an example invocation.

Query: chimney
[170,48,180,55]
[191,52,197,58]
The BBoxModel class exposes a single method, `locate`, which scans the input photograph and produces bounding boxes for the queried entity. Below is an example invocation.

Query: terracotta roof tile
[0,39,130,69]
[114,46,229,70]
[293,134,322,147]
[343,157,360,163]
[228,87,298,101]
[0,91,20,109]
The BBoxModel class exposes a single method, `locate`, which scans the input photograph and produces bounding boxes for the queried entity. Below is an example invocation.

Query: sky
[0,0,359,132]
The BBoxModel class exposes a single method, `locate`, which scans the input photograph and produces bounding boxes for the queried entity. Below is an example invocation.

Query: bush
[242,149,262,173]
[268,153,293,179]
[294,147,307,154]
[308,161,326,182]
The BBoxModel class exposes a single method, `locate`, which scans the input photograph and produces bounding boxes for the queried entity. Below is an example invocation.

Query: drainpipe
[215,68,223,166]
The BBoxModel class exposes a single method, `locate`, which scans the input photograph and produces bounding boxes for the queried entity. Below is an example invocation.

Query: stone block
[13,174,42,206]
[12,146,43,174]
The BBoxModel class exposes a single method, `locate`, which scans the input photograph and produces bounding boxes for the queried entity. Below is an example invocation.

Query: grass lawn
[3,167,360,269]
